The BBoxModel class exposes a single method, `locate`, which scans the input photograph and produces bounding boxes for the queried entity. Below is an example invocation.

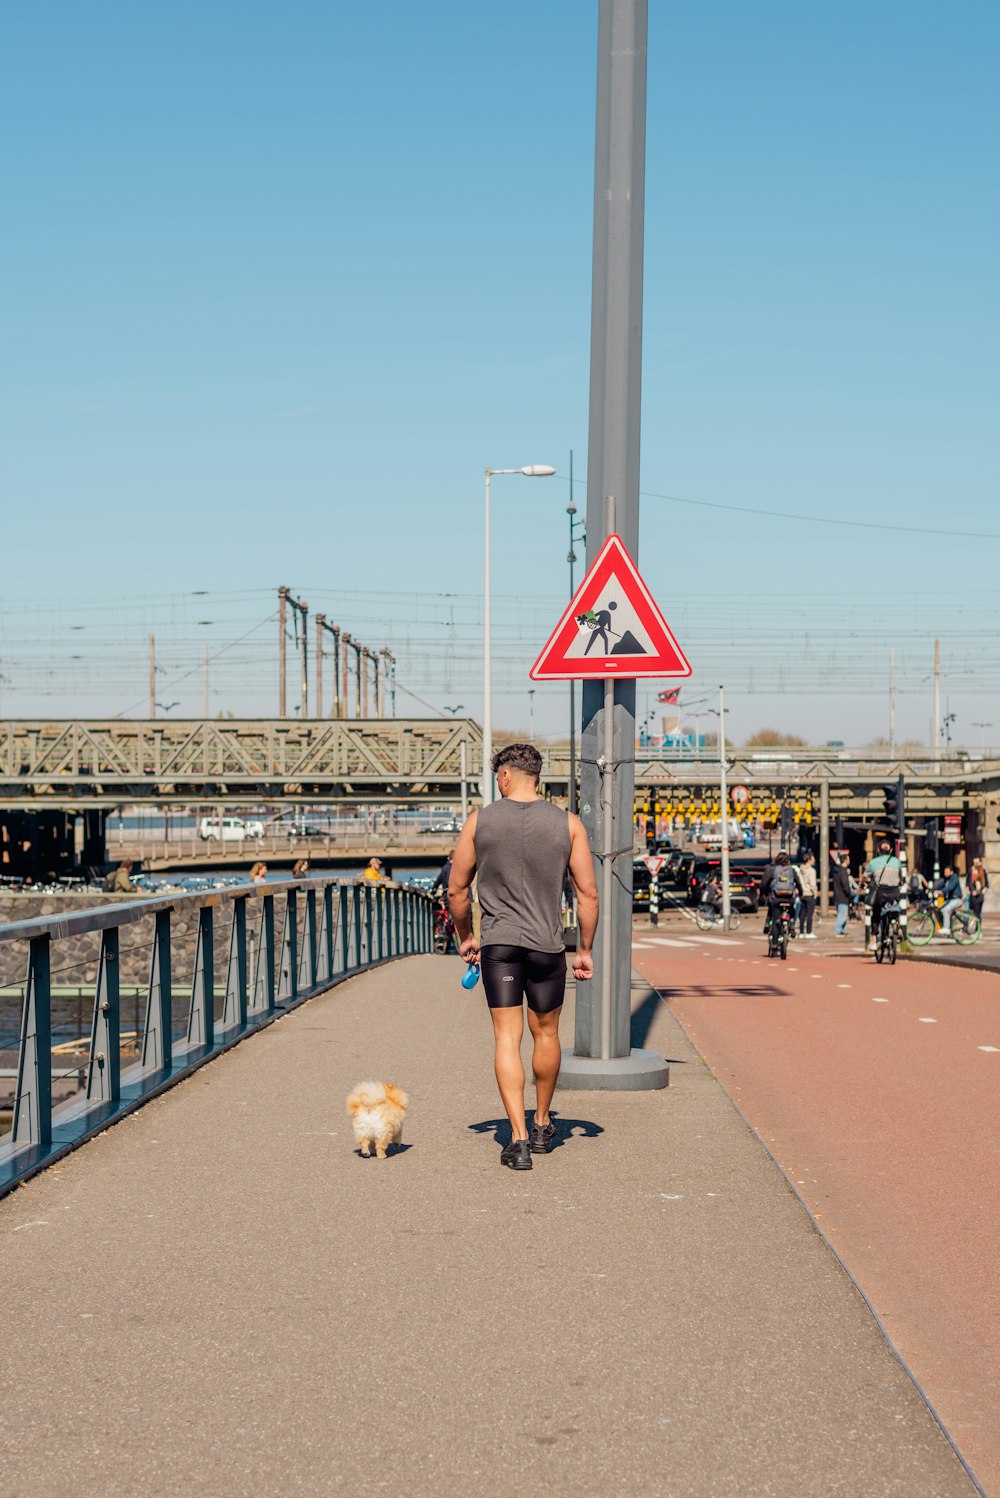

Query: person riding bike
[760,851,801,940]
[866,840,903,946]
[700,872,723,915]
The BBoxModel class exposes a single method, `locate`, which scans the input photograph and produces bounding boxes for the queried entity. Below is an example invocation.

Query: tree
[744,729,808,748]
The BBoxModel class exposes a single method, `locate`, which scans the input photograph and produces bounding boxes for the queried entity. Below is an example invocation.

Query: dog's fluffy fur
[345,1081,408,1158]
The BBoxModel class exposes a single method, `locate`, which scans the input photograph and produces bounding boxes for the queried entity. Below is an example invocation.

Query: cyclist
[865,840,903,947]
[934,865,963,936]
[760,852,801,942]
[700,871,724,917]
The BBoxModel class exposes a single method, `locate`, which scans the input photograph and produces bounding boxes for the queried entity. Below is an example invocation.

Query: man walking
[448,743,599,1171]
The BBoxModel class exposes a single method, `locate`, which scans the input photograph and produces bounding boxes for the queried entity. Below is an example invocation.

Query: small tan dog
[345,1081,408,1159]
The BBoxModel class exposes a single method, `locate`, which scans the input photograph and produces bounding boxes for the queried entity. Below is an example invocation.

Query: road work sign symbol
[529,533,692,681]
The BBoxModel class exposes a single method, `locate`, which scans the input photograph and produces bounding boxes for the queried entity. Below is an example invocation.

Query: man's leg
[526,1006,563,1126]
[489,1005,528,1141]
[941,897,961,934]
[835,901,848,934]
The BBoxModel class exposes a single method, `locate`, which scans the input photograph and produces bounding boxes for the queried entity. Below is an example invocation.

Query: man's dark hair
[492,742,542,779]
[775,850,790,865]
[878,840,891,854]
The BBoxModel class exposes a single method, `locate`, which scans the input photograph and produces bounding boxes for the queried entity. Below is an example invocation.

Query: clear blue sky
[2,2,998,744]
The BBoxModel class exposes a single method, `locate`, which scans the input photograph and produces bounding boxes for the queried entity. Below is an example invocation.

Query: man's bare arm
[447,812,478,958]
[567,813,599,981]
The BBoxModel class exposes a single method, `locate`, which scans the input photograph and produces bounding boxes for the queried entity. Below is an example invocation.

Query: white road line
[978,1046,999,1053]
[871,997,889,1003]
[695,937,743,947]
[837,983,852,989]
[918,1017,938,1024]
[643,938,696,948]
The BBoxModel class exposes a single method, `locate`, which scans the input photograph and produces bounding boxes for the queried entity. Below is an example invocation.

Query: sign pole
[600,671,615,1061]
[719,685,731,930]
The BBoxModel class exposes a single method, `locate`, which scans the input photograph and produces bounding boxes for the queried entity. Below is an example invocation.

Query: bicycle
[433,897,456,954]
[873,902,901,965]
[695,902,741,932]
[906,900,981,947]
[765,901,793,960]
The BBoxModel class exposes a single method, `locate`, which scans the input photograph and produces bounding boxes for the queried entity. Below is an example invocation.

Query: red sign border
[529,533,692,682]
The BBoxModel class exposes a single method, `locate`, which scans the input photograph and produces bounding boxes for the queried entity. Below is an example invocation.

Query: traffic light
[780,801,793,842]
[926,817,940,856]
[881,775,905,836]
[834,815,845,848]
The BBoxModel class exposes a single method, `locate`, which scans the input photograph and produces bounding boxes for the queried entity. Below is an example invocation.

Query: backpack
[102,870,116,892]
[771,865,796,899]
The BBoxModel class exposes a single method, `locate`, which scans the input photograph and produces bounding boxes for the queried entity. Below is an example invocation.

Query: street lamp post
[483,464,556,804]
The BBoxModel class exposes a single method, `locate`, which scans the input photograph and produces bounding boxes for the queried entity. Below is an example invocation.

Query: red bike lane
[631,932,1000,1494]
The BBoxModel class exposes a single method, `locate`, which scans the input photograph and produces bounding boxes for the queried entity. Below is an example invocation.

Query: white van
[199,815,265,841]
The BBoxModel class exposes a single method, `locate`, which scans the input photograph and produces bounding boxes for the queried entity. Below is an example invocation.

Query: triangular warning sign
[530,534,692,682]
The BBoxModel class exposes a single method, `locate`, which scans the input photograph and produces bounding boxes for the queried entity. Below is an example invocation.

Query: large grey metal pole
[819,776,830,918]
[719,686,731,929]
[561,0,665,1091]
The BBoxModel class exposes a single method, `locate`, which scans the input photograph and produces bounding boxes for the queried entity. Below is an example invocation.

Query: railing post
[316,885,333,985]
[298,887,318,992]
[87,928,121,1103]
[337,885,350,974]
[394,889,402,955]
[11,934,52,1149]
[279,889,298,1003]
[251,892,276,1012]
[353,885,363,968]
[362,885,373,965]
[223,897,248,1031]
[187,905,215,1048]
[142,908,173,1071]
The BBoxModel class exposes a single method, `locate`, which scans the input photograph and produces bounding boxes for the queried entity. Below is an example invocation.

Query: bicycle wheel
[888,923,898,964]
[875,932,885,964]
[729,911,741,931]
[695,907,716,932]
[906,909,935,947]
[952,910,982,945]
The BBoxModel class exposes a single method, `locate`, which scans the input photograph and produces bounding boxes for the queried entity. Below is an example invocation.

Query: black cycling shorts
[480,944,566,1015]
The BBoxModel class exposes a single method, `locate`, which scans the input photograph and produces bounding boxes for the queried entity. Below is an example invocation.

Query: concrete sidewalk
[1,956,977,1497]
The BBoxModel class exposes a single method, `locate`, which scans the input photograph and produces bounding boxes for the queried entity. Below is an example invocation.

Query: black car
[671,852,697,889]
[687,859,761,912]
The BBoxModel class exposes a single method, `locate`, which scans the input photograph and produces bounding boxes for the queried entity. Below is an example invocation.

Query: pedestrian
[249,861,268,885]
[831,853,852,936]
[968,857,988,923]
[798,853,818,937]
[111,858,137,894]
[292,858,310,878]
[448,742,599,1171]
[934,864,963,936]
[363,857,384,882]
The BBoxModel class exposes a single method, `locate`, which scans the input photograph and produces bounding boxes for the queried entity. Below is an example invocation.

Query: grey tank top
[474,798,571,953]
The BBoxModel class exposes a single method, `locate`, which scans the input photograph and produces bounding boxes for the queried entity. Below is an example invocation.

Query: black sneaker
[530,1119,556,1154]
[500,1139,532,1171]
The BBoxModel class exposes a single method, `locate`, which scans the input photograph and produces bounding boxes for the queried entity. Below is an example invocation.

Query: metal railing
[0,878,433,1195]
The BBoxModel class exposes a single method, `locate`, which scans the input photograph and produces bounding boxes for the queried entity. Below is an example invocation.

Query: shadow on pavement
[468,1115,605,1150]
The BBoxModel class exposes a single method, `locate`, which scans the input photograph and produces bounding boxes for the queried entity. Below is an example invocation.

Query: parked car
[419,820,462,835]
[687,859,761,912]
[198,815,264,841]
